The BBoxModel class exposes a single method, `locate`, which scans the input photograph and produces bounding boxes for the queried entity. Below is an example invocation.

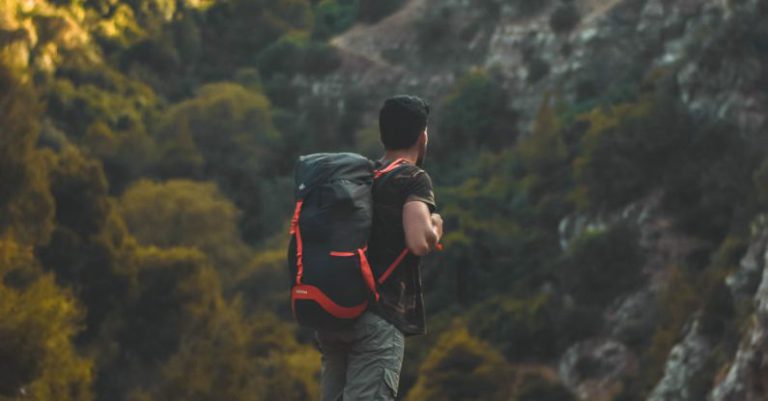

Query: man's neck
[383,149,418,165]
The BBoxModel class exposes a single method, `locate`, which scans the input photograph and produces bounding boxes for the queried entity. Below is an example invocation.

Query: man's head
[379,95,430,166]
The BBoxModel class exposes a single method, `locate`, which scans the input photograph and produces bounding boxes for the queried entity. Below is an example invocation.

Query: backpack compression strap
[377,248,409,284]
[372,158,412,284]
[292,284,368,318]
[372,158,444,283]
[289,200,305,285]
[358,249,379,302]
[325,247,381,302]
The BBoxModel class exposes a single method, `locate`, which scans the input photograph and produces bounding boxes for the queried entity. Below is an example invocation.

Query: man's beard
[416,142,427,167]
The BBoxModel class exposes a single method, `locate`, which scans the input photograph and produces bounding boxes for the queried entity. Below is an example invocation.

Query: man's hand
[431,213,443,242]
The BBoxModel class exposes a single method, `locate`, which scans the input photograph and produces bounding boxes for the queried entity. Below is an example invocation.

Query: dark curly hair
[379,95,430,150]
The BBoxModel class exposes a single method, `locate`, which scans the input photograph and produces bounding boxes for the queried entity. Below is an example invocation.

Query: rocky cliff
[313,0,768,399]
[2,0,768,399]
[313,0,767,139]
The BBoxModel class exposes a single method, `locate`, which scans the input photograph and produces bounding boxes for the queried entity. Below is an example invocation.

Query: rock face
[647,318,714,401]
[556,207,768,401]
[486,0,768,136]
[298,0,768,399]
[554,190,712,401]
[558,192,661,251]
[559,339,637,400]
[321,0,768,140]
[605,289,659,345]
[639,215,768,401]
[710,216,768,401]
[726,216,768,304]
[676,1,768,139]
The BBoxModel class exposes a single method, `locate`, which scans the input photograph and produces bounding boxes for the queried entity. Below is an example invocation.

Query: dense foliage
[1,0,767,400]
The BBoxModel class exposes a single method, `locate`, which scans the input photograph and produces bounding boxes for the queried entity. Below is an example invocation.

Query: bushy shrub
[406,322,513,401]
[526,57,551,83]
[155,82,283,242]
[200,0,314,79]
[357,0,405,23]
[571,94,689,211]
[515,374,576,401]
[312,0,358,39]
[517,96,572,225]
[417,6,455,58]
[0,238,93,401]
[549,4,581,33]
[121,38,181,74]
[0,66,55,245]
[303,40,343,74]
[513,0,550,16]
[437,69,516,156]
[256,33,341,78]
[467,294,601,361]
[47,60,157,138]
[468,295,559,360]
[118,179,252,282]
[559,223,646,306]
[661,122,760,240]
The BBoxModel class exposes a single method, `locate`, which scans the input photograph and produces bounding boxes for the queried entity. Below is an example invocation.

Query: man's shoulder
[374,160,429,182]
[396,166,436,210]
[395,164,430,180]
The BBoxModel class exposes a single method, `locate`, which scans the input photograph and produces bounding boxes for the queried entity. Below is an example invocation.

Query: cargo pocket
[383,368,400,398]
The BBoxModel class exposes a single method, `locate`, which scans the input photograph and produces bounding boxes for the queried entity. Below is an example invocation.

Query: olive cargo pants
[315,311,405,401]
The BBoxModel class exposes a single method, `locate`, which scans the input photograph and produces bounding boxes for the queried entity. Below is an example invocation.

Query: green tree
[467,294,599,361]
[46,60,158,139]
[661,122,759,240]
[45,61,159,192]
[312,0,358,39]
[515,374,576,401]
[96,246,221,400]
[118,179,252,285]
[549,4,581,34]
[571,94,689,212]
[357,0,405,23]
[558,223,646,306]
[155,82,282,242]
[437,69,517,158]
[0,238,93,401]
[256,32,340,79]
[232,243,291,314]
[152,308,319,401]
[517,95,572,226]
[37,147,136,342]
[0,66,55,246]
[115,247,319,401]
[407,321,513,401]
[200,0,313,79]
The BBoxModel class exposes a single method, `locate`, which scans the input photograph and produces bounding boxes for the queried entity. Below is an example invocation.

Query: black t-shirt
[368,160,436,336]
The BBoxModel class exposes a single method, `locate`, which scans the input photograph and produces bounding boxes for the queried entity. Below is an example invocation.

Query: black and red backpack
[287,153,409,330]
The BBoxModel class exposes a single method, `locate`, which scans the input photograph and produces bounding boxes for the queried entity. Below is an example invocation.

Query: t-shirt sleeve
[403,170,436,213]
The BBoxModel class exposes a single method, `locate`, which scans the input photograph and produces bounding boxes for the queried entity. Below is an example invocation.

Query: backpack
[287,153,409,330]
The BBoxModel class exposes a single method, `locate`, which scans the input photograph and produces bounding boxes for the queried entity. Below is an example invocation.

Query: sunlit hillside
[1,0,768,400]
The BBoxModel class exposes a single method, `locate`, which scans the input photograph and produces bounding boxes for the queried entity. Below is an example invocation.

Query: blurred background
[1,0,768,400]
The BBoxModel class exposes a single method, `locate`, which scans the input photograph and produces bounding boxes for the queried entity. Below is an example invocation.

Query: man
[315,95,443,401]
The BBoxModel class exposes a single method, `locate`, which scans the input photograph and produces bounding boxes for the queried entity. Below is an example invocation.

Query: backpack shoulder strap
[373,158,409,179]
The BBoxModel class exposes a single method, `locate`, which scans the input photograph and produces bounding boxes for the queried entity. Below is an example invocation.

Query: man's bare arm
[403,201,443,256]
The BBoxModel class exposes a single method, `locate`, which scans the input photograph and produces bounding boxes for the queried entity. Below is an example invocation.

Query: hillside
[1,0,768,400]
